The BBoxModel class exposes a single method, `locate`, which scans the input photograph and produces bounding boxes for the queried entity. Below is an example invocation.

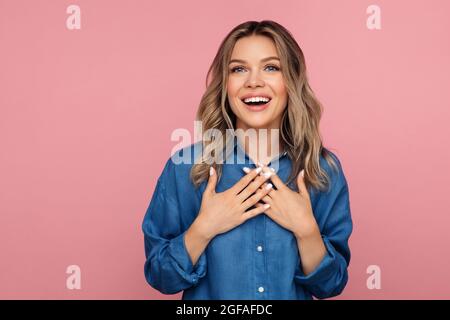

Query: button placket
[254,214,266,298]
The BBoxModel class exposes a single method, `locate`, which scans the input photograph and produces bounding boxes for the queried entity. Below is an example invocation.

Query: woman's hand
[255,165,320,239]
[194,166,274,240]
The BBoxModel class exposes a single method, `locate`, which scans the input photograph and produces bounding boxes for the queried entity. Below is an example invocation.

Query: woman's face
[227,35,288,130]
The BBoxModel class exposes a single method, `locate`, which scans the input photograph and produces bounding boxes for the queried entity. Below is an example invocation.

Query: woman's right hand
[194,165,274,240]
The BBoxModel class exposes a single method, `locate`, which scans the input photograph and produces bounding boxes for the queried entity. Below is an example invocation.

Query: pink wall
[1,0,449,299]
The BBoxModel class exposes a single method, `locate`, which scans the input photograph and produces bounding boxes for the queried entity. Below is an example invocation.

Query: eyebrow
[229,56,280,65]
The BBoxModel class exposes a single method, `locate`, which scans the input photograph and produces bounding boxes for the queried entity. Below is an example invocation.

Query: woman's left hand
[255,164,320,239]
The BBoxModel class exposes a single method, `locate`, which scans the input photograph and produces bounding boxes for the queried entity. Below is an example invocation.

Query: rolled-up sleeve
[142,160,207,294]
[294,154,353,299]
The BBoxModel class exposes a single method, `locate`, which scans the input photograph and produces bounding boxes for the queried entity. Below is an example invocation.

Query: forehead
[230,35,279,60]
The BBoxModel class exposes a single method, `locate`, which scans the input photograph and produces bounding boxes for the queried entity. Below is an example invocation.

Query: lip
[241,98,271,112]
[240,93,272,100]
[239,93,273,112]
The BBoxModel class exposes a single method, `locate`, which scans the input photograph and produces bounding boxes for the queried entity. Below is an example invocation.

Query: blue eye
[230,65,280,73]
[265,65,280,72]
[231,66,245,73]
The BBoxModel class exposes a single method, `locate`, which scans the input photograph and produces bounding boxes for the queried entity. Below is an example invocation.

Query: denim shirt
[142,141,353,300]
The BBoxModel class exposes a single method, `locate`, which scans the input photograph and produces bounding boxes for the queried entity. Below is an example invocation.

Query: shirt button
[258,286,264,293]
[257,245,263,252]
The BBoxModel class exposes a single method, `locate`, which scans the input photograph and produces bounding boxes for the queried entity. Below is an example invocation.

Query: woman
[142,20,353,300]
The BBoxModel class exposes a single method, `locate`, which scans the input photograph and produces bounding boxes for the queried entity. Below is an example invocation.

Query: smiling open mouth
[241,97,272,106]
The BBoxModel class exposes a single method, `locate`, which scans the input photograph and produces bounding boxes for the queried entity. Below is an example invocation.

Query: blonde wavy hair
[190,20,338,192]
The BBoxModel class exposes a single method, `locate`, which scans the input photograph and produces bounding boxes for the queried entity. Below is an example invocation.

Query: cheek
[279,85,288,103]
[227,77,240,96]
[273,77,287,98]
[227,80,240,111]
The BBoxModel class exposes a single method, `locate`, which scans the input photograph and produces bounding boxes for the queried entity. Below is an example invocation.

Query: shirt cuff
[294,236,339,285]
[167,230,207,285]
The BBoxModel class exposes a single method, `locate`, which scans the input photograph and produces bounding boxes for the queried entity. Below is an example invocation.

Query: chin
[239,116,273,130]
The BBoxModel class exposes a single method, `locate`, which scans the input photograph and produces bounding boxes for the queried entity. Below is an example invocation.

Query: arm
[294,225,327,276]
[142,161,207,295]
[184,219,213,266]
[294,158,353,299]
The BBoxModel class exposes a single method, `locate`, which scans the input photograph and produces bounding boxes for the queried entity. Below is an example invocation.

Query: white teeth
[243,96,270,103]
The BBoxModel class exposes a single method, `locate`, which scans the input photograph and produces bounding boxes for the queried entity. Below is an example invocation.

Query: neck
[235,120,284,166]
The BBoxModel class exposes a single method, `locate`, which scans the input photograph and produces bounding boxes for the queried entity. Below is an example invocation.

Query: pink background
[1,0,449,299]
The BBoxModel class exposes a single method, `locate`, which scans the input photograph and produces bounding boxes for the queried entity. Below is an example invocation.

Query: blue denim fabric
[142,141,353,299]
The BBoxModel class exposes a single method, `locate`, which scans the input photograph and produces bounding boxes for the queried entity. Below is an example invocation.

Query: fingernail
[255,167,262,174]
[242,167,250,173]
[263,204,270,209]
[270,167,275,172]
[209,166,214,176]
[265,183,273,190]
[300,169,304,178]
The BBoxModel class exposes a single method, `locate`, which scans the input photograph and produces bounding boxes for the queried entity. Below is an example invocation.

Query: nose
[244,70,265,88]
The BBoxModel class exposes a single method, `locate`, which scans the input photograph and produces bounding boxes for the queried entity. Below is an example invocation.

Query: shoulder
[320,148,342,174]
[158,142,203,186]
[315,148,348,195]
[169,141,203,166]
